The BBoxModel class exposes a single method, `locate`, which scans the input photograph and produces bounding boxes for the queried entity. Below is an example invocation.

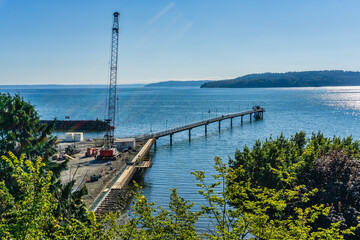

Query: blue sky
[1,0,360,85]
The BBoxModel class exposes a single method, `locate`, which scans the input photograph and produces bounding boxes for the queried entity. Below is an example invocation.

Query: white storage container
[73,132,83,142]
[65,133,74,142]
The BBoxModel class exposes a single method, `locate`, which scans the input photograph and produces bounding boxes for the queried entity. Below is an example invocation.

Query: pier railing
[135,107,264,141]
[93,107,264,213]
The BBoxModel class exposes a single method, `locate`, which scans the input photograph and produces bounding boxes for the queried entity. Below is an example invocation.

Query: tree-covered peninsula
[201,70,360,88]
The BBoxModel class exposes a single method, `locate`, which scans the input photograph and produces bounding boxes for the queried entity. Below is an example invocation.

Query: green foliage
[0,93,58,195]
[119,183,202,239]
[0,152,119,239]
[229,131,360,190]
[192,157,354,239]
[0,93,57,160]
[229,132,360,239]
[0,93,88,221]
[0,153,56,239]
[0,152,355,239]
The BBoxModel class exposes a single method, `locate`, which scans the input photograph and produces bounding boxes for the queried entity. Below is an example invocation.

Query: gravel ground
[55,139,144,207]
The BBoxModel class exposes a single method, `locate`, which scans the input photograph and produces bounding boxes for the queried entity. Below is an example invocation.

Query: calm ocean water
[2,86,360,229]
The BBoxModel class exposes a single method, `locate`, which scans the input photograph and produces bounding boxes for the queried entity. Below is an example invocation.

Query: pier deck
[136,107,264,142]
[92,107,264,214]
[92,138,155,213]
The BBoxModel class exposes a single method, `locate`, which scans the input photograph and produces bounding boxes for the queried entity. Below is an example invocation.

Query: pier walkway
[136,107,264,144]
[93,138,155,214]
[92,107,264,214]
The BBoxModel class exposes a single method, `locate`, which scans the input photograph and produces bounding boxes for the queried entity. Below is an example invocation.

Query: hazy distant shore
[0,84,145,89]
[144,80,210,88]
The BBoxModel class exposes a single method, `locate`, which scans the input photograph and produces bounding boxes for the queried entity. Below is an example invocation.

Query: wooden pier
[92,138,155,214]
[91,107,264,214]
[136,107,264,144]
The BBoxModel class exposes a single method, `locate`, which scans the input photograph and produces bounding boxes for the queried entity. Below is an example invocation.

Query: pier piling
[94,107,265,214]
[135,107,264,142]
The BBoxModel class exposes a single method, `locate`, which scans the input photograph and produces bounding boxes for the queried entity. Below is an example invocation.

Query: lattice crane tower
[104,12,119,148]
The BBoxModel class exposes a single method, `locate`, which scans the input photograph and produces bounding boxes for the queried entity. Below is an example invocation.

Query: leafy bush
[1,153,353,239]
[229,132,360,239]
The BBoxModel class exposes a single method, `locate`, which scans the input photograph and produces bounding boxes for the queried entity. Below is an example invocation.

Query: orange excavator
[85,148,98,157]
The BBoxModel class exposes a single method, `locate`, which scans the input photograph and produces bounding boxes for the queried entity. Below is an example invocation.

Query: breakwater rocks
[40,119,113,132]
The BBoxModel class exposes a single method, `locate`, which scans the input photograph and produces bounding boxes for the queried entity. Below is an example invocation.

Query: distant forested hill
[201,71,360,88]
[145,80,210,88]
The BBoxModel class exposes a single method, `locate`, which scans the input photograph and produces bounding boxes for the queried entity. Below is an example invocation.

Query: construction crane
[99,12,120,160]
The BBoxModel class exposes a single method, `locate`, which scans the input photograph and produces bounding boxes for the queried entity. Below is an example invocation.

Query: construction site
[51,11,264,215]
[56,138,149,208]
[51,12,154,212]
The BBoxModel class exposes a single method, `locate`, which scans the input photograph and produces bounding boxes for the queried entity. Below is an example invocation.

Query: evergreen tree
[0,93,87,221]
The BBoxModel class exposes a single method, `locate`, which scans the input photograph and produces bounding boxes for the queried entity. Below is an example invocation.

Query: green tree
[229,132,360,239]
[0,152,119,239]
[0,152,355,239]
[0,93,87,221]
[119,184,202,239]
[192,157,355,239]
[0,93,57,160]
[0,93,59,191]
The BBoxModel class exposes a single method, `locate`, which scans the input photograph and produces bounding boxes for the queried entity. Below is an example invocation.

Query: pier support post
[241,116,243,125]
[218,121,221,132]
[170,134,173,145]
[189,129,191,141]
[154,140,157,149]
[250,113,252,122]
[231,118,233,127]
[205,124,207,136]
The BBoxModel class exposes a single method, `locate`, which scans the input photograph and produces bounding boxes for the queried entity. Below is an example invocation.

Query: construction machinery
[99,12,120,160]
[85,147,98,157]
[65,144,80,156]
